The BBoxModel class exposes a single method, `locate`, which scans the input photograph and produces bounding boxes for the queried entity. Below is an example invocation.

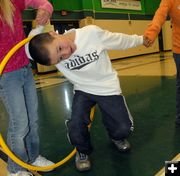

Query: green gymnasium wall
[51,0,161,15]
[50,1,82,11]
[144,0,161,15]
[23,0,161,21]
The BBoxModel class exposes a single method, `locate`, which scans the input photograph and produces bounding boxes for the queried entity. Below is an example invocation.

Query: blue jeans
[66,90,133,155]
[173,53,180,120]
[0,65,39,173]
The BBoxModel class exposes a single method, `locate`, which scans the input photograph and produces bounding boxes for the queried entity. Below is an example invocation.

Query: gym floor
[0,51,180,176]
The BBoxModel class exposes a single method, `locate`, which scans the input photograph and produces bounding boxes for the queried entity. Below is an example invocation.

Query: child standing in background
[144,0,180,125]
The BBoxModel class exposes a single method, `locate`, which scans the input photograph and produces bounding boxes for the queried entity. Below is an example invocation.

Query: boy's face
[45,32,76,65]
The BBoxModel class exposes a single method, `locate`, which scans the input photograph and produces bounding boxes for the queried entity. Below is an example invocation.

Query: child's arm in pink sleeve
[25,0,53,15]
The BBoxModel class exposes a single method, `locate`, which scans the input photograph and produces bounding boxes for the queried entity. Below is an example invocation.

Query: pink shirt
[0,0,53,73]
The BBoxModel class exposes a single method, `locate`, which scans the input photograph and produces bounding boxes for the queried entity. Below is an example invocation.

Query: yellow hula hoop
[0,36,95,171]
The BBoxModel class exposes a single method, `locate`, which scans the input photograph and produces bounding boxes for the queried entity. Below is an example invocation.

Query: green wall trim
[51,11,83,21]
[23,10,155,21]
[23,10,94,21]
[94,13,154,20]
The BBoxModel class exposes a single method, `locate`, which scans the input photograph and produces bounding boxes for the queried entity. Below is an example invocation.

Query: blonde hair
[0,0,15,30]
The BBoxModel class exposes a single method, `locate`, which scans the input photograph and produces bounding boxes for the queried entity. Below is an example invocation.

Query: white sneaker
[8,171,33,176]
[32,155,54,171]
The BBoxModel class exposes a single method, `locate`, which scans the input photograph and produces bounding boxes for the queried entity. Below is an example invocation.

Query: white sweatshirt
[55,25,143,96]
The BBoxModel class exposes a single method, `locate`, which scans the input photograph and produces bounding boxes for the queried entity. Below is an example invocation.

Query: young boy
[28,25,146,172]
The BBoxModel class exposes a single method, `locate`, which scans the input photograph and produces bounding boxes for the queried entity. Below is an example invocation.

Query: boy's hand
[35,9,51,25]
[143,36,153,47]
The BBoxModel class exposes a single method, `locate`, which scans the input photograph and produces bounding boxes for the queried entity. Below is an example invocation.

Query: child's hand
[35,9,51,25]
[143,36,153,47]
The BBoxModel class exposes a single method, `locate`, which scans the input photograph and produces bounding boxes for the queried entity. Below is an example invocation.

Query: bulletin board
[101,0,142,11]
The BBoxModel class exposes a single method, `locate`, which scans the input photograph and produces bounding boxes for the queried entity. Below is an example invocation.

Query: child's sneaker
[75,152,91,172]
[8,171,33,176]
[112,139,131,152]
[32,155,54,171]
